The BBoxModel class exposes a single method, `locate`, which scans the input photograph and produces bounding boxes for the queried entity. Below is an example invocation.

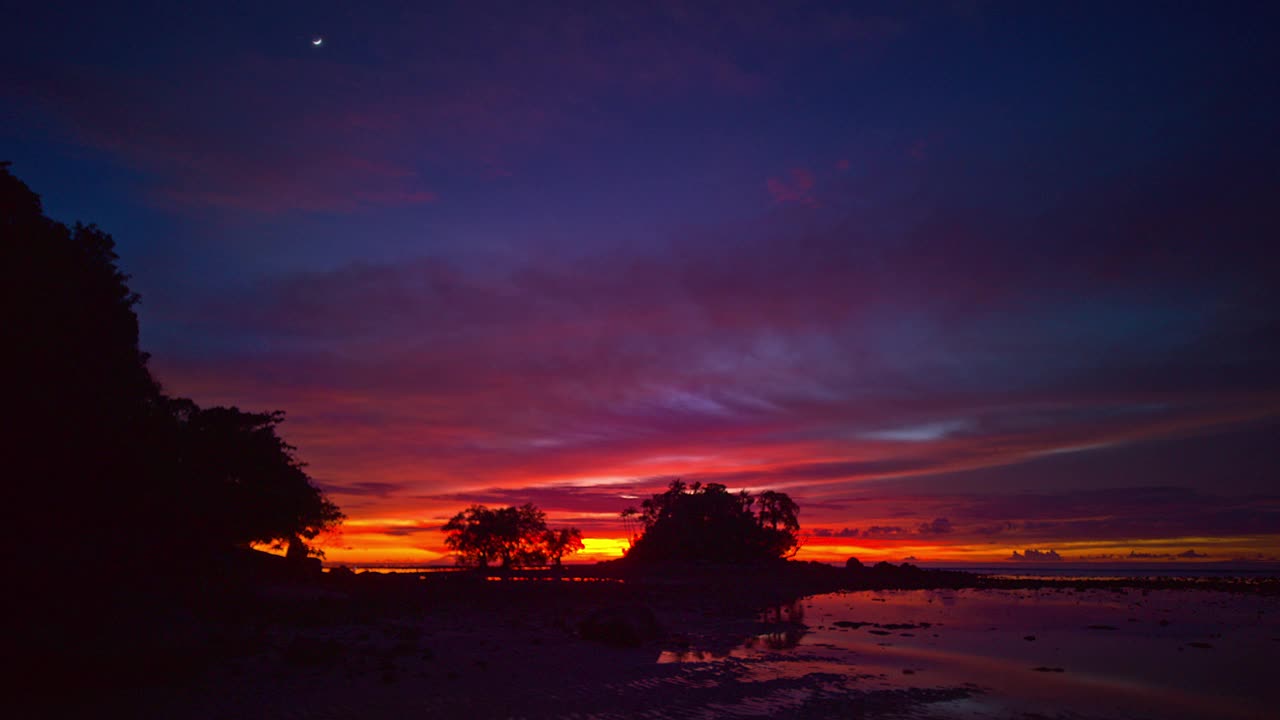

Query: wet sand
[43,567,1280,719]
[130,580,979,719]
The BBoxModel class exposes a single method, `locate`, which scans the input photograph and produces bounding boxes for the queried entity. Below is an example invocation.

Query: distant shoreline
[324,561,1280,581]
[303,558,1280,598]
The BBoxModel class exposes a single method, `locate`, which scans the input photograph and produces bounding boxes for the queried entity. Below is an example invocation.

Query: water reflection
[657,600,808,663]
[655,588,1280,719]
[755,601,806,650]
[744,626,805,652]
[759,601,805,625]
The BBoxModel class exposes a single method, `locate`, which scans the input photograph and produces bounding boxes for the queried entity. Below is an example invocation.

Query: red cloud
[151,222,1280,551]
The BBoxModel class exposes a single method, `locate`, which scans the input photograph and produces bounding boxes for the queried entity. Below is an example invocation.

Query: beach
[71,567,1275,720]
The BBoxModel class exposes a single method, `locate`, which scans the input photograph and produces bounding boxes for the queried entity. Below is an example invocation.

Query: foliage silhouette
[163,401,344,555]
[621,479,800,564]
[2,162,343,579]
[442,503,582,568]
[543,526,585,568]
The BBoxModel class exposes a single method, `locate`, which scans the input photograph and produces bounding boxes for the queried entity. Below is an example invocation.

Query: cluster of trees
[442,503,584,568]
[3,163,342,579]
[441,478,801,569]
[621,479,800,564]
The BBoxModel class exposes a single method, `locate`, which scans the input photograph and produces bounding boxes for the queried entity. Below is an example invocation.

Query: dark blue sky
[4,1,1278,563]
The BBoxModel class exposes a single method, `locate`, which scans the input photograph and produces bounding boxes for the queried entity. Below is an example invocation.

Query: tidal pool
[657,588,1279,719]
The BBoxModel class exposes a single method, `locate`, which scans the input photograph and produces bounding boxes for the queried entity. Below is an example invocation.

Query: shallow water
[658,588,1280,719]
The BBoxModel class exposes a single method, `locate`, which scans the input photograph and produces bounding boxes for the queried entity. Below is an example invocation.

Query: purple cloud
[916,517,954,535]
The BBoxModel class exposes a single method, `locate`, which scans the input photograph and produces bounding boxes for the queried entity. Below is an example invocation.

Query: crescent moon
[312,37,324,46]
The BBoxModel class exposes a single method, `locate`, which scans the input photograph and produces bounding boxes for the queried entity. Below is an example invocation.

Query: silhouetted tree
[756,491,800,533]
[167,402,344,555]
[621,479,801,564]
[755,490,801,557]
[442,505,503,567]
[621,506,641,546]
[2,163,343,578]
[6,163,159,572]
[442,503,582,569]
[543,527,585,567]
[443,503,545,568]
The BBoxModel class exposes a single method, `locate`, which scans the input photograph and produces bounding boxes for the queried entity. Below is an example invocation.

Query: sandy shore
[136,595,971,719]
[40,570,968,719]
[27,564,1279,719]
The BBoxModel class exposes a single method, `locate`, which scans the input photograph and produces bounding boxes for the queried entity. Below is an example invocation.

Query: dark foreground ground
[17,556,1279,719]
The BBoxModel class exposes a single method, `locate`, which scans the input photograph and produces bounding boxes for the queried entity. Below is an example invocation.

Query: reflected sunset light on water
[653,588,1278,719]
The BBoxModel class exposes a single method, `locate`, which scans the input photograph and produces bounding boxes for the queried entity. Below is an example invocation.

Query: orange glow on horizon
[170,374,1280,572]
[578,537,631,560]
[308,530,1280,567]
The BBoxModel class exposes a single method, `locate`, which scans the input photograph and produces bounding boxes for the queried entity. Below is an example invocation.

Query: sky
[4,1,1278,565]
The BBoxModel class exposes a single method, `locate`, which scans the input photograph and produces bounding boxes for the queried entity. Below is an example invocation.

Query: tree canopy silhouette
[2,162,343,577]
[543,526,585,568]
[163,400,344,555]
[442,503,582,569]
[621,479,800,565]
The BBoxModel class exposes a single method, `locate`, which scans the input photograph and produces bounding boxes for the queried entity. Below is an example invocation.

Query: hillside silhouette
[3,162,342,603]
